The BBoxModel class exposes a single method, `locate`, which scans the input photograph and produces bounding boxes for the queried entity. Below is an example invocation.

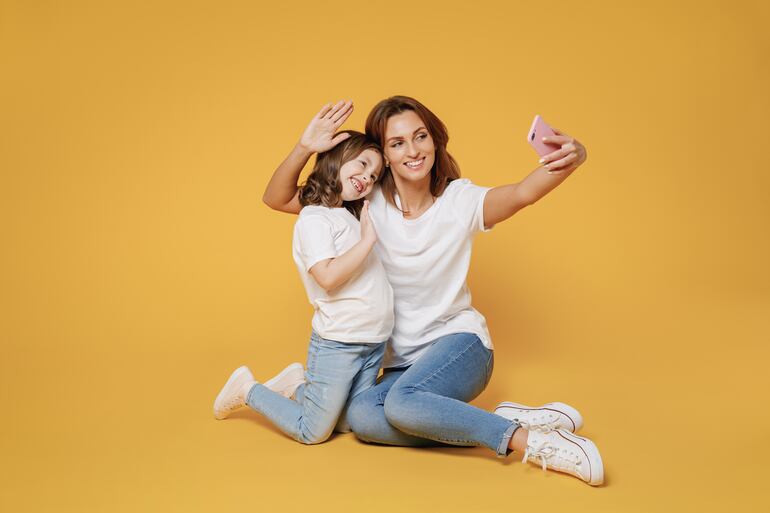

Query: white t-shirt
[368,178,493,368]
[292,205,394,344]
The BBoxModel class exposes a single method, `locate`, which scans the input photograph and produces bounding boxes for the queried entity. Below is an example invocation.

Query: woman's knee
[382,383,417,429]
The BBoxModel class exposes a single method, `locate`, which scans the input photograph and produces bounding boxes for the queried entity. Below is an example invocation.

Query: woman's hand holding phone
[299,100,354,153]
[527,115,587,174]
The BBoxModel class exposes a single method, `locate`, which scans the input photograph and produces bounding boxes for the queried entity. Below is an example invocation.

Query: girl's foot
[213,366,256,420]
[494,402,583,433]
[264,362,305,398]
[522,429,604,486]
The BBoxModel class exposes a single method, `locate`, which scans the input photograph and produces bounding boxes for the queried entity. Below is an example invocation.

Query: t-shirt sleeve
[447,178,492,234]
[295,214,338,271]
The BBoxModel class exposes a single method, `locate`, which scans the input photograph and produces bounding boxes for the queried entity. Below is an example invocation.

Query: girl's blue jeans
[245,331,386,445]
[346,332,520,456]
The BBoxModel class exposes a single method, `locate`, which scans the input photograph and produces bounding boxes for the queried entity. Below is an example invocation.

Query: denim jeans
[245,331,386,445]
[346,332,519,456]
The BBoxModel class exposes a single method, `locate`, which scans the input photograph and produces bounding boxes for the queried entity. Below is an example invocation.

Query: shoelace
[220,390,246,413]
[511,410,560,431]
[521,416,558,432]
[523,440,582,473]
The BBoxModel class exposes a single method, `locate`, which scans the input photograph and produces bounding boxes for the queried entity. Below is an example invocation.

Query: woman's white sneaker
[494,402,583,433]
[264,362,305,398]
[213,366,256,420]
[522,429,604,486]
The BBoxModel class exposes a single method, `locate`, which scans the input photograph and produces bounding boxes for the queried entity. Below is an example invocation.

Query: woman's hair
[298,130,381,219]
[365,96,461,209]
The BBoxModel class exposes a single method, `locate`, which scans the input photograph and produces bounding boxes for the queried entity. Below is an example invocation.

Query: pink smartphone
[527,115,560,158]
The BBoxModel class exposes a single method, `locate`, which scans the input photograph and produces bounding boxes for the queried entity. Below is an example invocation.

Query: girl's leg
[245,334,369,444]
[381,333,519,456]
[334,341,386,433]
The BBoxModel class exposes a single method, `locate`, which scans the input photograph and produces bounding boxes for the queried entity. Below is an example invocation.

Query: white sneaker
[213,366,256,420]
[522,429,604,486]
[264,362,305,398]
[494,402,583,433]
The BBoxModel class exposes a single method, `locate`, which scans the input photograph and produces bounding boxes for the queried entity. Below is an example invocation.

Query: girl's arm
[262,100,354,214]
[309,202,377,292]
[483,128,587,229]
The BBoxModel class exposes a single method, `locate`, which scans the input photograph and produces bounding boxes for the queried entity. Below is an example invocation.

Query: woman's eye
[392,141,402,148]
[417,133,427,140]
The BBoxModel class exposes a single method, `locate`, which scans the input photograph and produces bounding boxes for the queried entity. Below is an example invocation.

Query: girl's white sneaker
[213,366,256,420]
[494,402,583,433]
[264,362,305,398]
[522,429,604,486]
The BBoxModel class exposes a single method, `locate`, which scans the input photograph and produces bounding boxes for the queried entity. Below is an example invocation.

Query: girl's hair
[298,130,381,219]
[365,96,461,210]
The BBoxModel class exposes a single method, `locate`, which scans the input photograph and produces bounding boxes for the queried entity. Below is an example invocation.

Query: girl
[262,98,605,485]
[213,117,393,445]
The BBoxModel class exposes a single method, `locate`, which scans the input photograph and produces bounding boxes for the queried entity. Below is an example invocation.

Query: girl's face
[383,110,436,185]
[339,148,382,201]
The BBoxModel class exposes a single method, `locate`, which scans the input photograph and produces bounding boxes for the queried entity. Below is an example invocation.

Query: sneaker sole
[264,362,305,398]
[213,366,251,420]
[557,430,604,486]
[495,401,583,432]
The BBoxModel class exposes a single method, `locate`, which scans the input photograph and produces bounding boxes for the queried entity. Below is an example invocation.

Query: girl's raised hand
[539,127,587,174]
[360,200,377,245]
[299,100,354,153]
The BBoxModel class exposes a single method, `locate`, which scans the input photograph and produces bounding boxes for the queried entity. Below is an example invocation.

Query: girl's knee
[298,424,333,445]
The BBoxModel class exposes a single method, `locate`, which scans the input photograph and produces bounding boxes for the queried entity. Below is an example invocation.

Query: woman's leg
[347,369,444,447]
[381,333,519,456]
[245,334,371,444]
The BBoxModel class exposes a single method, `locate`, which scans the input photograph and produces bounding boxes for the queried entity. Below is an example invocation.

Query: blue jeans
[245,332,386,445]
[346,332,519,456]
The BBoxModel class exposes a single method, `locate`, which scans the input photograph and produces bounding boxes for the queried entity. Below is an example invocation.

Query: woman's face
[339,148,382,201]
[383,110,435,185]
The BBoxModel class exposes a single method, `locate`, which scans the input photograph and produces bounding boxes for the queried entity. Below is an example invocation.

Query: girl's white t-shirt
[368,178,493,368]
[292,205,394,344]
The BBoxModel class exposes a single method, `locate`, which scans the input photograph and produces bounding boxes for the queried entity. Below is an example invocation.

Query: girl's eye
[417,133,427,140]
[391,141,403,148]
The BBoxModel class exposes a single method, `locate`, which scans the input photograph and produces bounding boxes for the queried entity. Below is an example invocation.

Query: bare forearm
[484,165,576,228]
[262,142,312,212]
[516,164,576,205]
[311,238,376,291]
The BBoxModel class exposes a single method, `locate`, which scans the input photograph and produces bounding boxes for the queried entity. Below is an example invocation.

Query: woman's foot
[494,402,583,433]
[522,429,604,486]
[264,362,305,398]
[213,366,256,419]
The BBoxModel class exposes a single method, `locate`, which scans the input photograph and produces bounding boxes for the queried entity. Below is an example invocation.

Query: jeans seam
[412,335,481,392]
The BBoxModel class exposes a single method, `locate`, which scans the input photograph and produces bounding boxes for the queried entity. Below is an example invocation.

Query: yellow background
[2,0,769,511]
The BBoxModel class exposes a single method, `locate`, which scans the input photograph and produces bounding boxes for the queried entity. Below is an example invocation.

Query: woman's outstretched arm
[262,100,354,214]
[483,127,587,229]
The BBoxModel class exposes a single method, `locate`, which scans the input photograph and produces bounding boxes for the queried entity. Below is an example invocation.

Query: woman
[263,97,604,486]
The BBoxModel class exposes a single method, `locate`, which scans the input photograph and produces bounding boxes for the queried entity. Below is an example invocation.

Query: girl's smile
[339,148,382,201]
